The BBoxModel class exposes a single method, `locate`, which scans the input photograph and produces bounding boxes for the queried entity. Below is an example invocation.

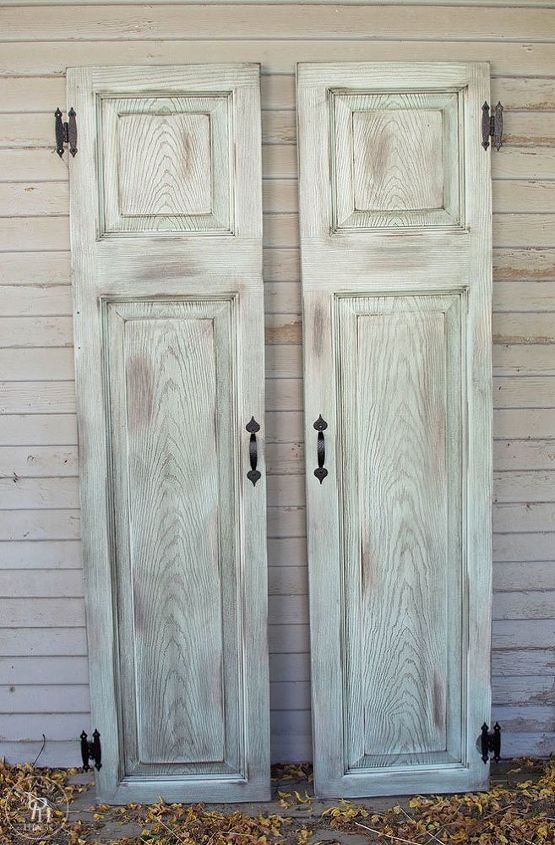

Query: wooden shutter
[68,64,269,803]
[297,62,492,797]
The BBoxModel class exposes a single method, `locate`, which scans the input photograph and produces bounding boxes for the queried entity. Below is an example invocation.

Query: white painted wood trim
[298,61,494,796]
[67,63,270,801]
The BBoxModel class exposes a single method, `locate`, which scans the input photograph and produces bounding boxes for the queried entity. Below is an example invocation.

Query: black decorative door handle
[313,415,328,484]
[246,417,261,486]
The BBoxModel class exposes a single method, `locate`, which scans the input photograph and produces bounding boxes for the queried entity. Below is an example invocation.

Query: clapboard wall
[0,0,554,767]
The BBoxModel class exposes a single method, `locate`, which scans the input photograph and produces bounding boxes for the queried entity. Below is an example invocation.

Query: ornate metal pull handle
[246,417,261,486]
[313,415,328,484]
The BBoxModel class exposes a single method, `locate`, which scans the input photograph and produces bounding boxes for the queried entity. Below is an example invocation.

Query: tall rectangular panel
[298,63,492,797]
[105,299,240,776]
[336,294,463,770]
[68,65,269,803]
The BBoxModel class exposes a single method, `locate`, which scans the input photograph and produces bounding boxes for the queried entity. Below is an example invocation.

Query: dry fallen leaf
[0,757,552,844]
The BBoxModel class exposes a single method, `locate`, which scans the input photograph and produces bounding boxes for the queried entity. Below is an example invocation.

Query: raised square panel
[331,92,462,231]
[118,113,212,217]
[99,95,233,236]
[353,110,444,213]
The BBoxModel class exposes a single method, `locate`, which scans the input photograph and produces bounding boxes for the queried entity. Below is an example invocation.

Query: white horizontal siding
[0,1,554,767]
[0,5,553,41]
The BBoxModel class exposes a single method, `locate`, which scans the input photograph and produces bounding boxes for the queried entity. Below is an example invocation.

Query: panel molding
[330,90,463,232]
[102,295,243,778]
[98,93,234,236]
[335,292,465,773]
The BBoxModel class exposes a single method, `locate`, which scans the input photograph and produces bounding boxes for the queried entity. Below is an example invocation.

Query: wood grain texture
[353,108,443,209]
[333,92,460,229]
[1,247,553,282]
[1,5,555,770]
[101,96,232,234]
[298,62,492,796]
[117,112,211,214]
[5,178,555,218]
[1,210,554,251]
[261,141,555,182]
[337,295,462,769]
[107,301,234,772]
[66,64,270,802]
[4,142,555,188]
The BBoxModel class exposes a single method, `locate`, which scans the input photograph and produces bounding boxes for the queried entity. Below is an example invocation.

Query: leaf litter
[0,758,552,844]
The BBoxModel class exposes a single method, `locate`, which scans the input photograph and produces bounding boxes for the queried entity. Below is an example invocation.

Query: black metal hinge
[80,729,102,771]
[480,722,501,763]
[55,107,77,158]
[482,101,504,152]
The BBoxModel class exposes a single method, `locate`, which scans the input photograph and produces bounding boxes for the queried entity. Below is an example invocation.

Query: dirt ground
[1,758,553,844]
